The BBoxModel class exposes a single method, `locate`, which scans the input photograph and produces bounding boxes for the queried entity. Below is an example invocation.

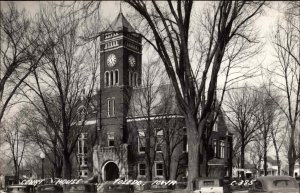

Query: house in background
[259,156,282,176]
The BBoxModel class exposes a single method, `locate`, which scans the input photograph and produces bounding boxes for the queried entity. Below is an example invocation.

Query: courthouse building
[77,12,233,182]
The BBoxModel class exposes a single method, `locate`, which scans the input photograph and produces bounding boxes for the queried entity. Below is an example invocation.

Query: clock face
[107,54,117,67]
[128,55,136,67]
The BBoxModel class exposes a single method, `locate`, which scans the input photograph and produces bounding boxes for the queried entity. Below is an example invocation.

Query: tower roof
[105,12,136,33]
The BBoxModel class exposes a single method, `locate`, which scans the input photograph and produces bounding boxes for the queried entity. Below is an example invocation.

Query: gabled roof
[105,12,136,33]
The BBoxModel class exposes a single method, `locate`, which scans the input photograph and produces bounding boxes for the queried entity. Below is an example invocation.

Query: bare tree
[158,88,186,180]
[0,2,53,122]
[65,1,265,187]
[1,111,29,183]
[21,103,64,178]
[267,2,300,176]
[224,86,262,178]
[121,1,265,187]
[270,116,287,175]
[19,4,99,179]
[254,86,278,176]
[128,60,166,181]
[249,140,263,176]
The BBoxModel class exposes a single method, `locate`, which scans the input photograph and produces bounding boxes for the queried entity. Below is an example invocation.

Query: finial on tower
[119,1,123,14]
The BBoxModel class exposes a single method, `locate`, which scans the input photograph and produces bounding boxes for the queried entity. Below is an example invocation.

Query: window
[155,163,163,177]
[135,73,138,87]
[105,71,110,87]
[213,140,217,157]
[105,33,112,39]
[80,170,88,177]
[107,98,115,117]
[115,70,119,85]
[108,133,115,147]
[138,163,146,176]
[129,72,132,86]
[213,113,219,132]
[213,116,218,132]
[84,157,87,165]
[156,129,163,152]
[83,145,88,154]
[79,156,87,166]
[156,143,162,152]
[111,98,115,116]
[138,131,145,153]
[110,71,114,86]
[78,141,82,154]
[107,99,111,117]
[220,141,225,158]
[131,72,135,87]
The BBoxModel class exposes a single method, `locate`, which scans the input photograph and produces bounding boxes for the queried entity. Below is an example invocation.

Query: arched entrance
[102,162,119,181]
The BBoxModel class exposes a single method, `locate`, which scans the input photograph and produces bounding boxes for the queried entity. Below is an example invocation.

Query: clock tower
[99,12,142,148]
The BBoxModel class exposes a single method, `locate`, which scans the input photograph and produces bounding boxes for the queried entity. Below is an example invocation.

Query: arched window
[110,71,114,86]
[115,70,119,85]
[105,71,110,87]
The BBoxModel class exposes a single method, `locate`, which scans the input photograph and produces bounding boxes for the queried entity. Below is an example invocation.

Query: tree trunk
[187,119,200,191]
[288,124,297,176]
[55,164,62,178]
[200,141,209,177]
[240,140,245,179]
[14,164,19,183]
[63,154,72,179]
[264,137,268,176]
[146,161,152,181]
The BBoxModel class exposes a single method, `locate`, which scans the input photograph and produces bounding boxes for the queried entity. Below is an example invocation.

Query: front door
[104,162,119,181]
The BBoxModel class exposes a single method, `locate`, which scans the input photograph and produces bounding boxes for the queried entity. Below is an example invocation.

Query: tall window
[107,99,111,117]
[213,114,218,132]
[156,129,163,152]
[155,163,163,177]
[220,141,225,158]
[131,72,135,87]
[114,70,119,85]
[110,71,114,86]
[129,71,132,86]
[105,71,110,87]
[107,98,115,117]
[138,163,146,176]
[78,133,88,155]
[134,73,138,87]
[111,98,115,116]
[213,140,218,157]
[138,131,145,153]
[78,140,82,154]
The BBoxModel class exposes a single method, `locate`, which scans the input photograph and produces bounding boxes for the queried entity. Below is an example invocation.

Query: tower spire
[119,1,122,14]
